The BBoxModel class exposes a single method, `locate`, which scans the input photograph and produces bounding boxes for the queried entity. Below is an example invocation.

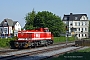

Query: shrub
[54,36,75,43]
[0,37,16,48]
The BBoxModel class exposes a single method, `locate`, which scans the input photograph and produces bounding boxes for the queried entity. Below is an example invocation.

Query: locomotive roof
[19,28,49,32]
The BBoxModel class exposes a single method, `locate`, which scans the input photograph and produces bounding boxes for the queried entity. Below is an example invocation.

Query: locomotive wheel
[36,42,39,46]
[50,40,53,44]
[24,43,29,48]
[48,40,50,45]
[34,42,37,48]
[45,41,48,46]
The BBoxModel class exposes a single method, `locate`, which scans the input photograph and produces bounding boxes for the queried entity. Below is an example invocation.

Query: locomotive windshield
[45,29,49,32]
[44,28,49,32]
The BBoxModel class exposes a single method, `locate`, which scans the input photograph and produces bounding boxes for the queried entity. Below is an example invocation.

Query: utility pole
[66,19,69,45]
[65,26,67,45]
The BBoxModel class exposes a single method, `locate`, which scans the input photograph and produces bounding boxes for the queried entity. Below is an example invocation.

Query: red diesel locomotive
[14,28,53,48]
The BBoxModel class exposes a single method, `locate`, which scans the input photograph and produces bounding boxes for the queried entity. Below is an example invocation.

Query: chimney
[70,13,73,15]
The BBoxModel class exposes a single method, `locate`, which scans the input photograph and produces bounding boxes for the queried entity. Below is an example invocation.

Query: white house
[62,13,89,39]
[0,18,21,37]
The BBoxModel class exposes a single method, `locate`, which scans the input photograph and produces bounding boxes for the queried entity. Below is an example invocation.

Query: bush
[54,36,75,43]
[0,37,16,48]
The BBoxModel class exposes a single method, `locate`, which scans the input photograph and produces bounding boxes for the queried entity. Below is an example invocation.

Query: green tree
[33,11,65,36]
[24,9,36,30]
[34,14,45,28]
[24,10,66,37]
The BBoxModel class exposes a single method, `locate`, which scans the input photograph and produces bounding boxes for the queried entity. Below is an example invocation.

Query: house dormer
[80,15,88,20]
[14,21,21,31]
[3,19,8,26]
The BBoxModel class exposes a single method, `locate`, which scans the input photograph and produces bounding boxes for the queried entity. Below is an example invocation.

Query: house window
[85,28,87,31]
[0,28,2,31]
[85,22,87,25]
[75,17,78,20]
[75,22,77,26]
[78,22,80,26]
[85,34,87,37]
[64,17,67,20]
[82,22,83,26]
[70,22,73,26]
[79,34,80,37]
[70,23,73,26]
[83,16,85,20]
[4,28,7,34]
[3,22,8,26]
[82,28,83,31]
[75,28,77,31]
[4,28,7,31]
[82,34,83,37]
[79,28,80,31]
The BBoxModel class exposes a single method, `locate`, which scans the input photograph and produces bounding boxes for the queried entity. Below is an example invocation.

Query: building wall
[4,27,8,34]
[0,26,13,35]
[14,22,21,36]
[0,27,8,37]
[0,19,22,37]
[63,16,89,39]
[9,26,13,34]
[72,21,89,39]
[14,22,21,31]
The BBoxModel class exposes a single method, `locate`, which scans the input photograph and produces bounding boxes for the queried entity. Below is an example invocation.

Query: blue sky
[0,0,90,27]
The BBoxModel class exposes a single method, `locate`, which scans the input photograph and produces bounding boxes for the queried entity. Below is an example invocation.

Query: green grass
[54,36,75,43]
[78,47,90,52]
[47,47,90,60]
[0,37,15,48]
[82,38,90,40]
[49,52,90,60]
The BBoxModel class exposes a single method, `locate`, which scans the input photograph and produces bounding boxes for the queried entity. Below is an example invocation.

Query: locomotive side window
[35,33,40,38]
[44,28,49,32]
[45,29,49,32]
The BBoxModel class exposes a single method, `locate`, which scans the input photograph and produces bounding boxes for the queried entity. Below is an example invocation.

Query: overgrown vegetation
[0,37,16,48]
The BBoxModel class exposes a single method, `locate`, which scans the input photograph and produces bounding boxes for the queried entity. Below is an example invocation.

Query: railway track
[43,46,83,60]
[13,45,83,60]
[0,49,19,55]
[0,43,77,60]
[0,42,73,54]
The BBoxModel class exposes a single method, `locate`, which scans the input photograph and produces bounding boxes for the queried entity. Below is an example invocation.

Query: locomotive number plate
[35,33,40,38]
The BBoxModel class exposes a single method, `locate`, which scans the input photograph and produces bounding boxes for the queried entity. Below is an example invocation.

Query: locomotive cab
[44,28,49,32]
